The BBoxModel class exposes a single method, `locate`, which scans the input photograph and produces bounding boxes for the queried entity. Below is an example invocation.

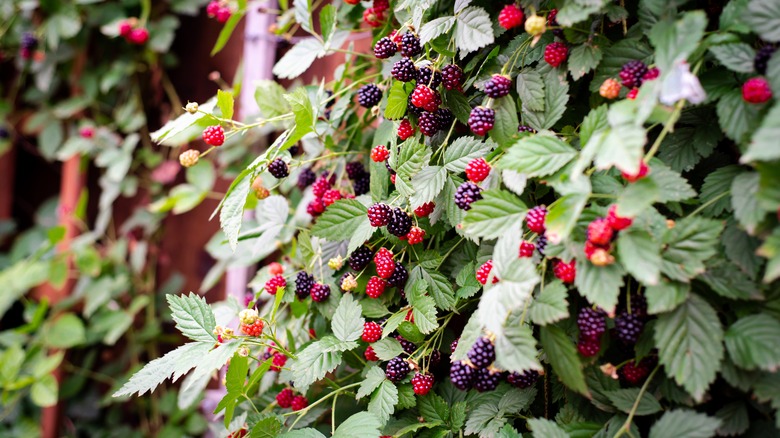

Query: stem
[615,366,660,438]
[688,191,729,218]
[643,98,684,162]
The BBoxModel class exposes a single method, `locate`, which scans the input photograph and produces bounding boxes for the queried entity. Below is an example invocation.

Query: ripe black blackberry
[385,356,411,382]
[473,368,501,392]
[577,308,606,340]
[387,262,408,288]
[20,32,38,51]
[358,84,382,107]
[615,312,644,345]
[755,45,776,75]
[429,349,442,366]
[387,208,413,236]
[310,283,331,302]
[450,360,475,390]
[396,335,416,355]
[518,125,537,133]
[441,64,464,90]
[367,203,393,227]
[400,32,422,57]
[373,37,397,59]
[467,336,496,369]
[346,161,366,180]
[418,66,442,89]
[468,106,495,136]
[418,111,439,136]
[385,161,396,175]
[354,174,370,196]
[435,108,454,130]
[628,293,648,318]
[535,235,547,255]
[348,246,374,271]
[484,75,512,98]
[268,158,289,178]
[619,60,648,89]
[391,58,418,82]
[507,370,539,389]
[294,271,314,300]
[454,181,483,211]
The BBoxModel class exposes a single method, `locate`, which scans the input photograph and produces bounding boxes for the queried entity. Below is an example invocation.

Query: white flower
[660,61,707,105]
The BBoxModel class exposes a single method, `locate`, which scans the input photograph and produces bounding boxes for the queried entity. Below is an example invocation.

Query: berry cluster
[584,205,634,266]
[118,18,149,45]
[450,336,517,393]
[275,388,308,411]
[367,203,424,244]
[206,1,232,23]
[361,0,389,27]
[599,60,660,99]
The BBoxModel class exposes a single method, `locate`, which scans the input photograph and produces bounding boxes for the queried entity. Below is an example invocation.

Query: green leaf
[645,281,689,315]
[454,7,494,58]
[648,11,707,72]
[745,0,780,43]
[384,81,409,120]
[250,417,284,438]
[0,259,49,319]
[293,0,313,33]
[516,71,545,112]
[369,380,398,424]
[43,313,86,349]
[580,105,608,148]
[420,16,456,45]
[742,102,780,162]
[166,293,217,343]
[568,43,603,80]
[225,353,248,395]
[654,294,724,401]
[499,135,577,178]
[717,89,760,143]
[574,261,624,315]
[523,69,570,131]
[291,336,353,389]
[758,227,780,283]
[410,293,438,335]
[357,366,386,399]
[372,337,404,361]
[113,342,212,397]
[527,418,568,438]
[661,217,723,281]
[220,173,250,251]
[489,95,519,148]
[479,259,540,336]
[732,172,766,234]
[419,393,450,424]
[495,322,542,373]
[540,325,589,396]
[699,165,741,217]
[332,294,365,343]
[333,412,381,438]
[393,139,430,180]
[410,166,447,208]
[605,388,662,415]
[545,193,589,244]
[278,429,325,438]
[715,402,750,437]
[210,7,245,55]
[700,261,762,300]
[311,199,369,241]
[254,80,290,118]
[708,43,756,73]
[462,190,527,239]
[464,402,504,437]
[318,4,336,43]
[725,314,780,372]
[272,38,324,79]
[649,410,721,438]
[410,266,456,311]
[31,374,58,408]
[529,281,569,326]
[442,136,495,173]
[442,89,472,124]
[617,228,661,286]
[283,87,316,150]
[452,312,483,361]
[398,321,425,343]
[594,125,646,176]
[216,90,234,121]
[649,162,697,203]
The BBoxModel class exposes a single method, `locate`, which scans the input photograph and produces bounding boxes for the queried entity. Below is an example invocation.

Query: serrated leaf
[580,105,608,148]
[291,336,352,389]
[715,402,750,437]
[529,281,569,326]
[654,294,724,401]
[166,293,217,343]
[489,94,520,148]
[617,228,661,286]
[709,43,756,73]
[605,388,662,415]
[545,192,589,245]
[495,322,541,373]
[568,43,603,80]
[454,7,494,58]
[452,312,483,361]
[462,190,527,239]
[594,125,646,176]
[311,199,369,241]
[717,89,760,143]
[251,417,284,438]
[332,294,364,343]
[731,172,765,234]
[357,366,386,399]
[443,137,495,173]
[333,412,381,438]
[369,380,398,424]
[442,89,472,124]
[540,325,589,396]
[384,81,409,120]
[319,4,336,43]
[527,418,568,438]
[523,69,570,131]
[700,165,741,217]
[273,38,324,79]
[478,259,540,336]
[411,294,438,335]
[574,261,624,315]
[649,410,721,438]
[419,393,450,423]
[220,174,250,251]
[649,162,697,203]
[661,217,723,281]
[745,0,780,43]
[699,261,762,300]
[742,102,780,162]
[410,266,456,311]
[393,139,430,180]
[725,314,780,372]
[648,11,707,72]
[411,166,447,208]
[465,402,505,437]
[645,281,689,315]
[516,71,545,112]
[113,342,213,397]
[420,16,456,45]
[186,341,241,387]
[499,136,577,178]
[372,337,404,361]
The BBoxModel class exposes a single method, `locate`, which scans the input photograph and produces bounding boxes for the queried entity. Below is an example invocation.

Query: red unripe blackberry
[295,271,314,300]
[268,262,284,275]
[411,85,436,110]
[619,60,648,89]
[202,125,225,146]
[411,373,434,395]
[621,161,649,182]
[348,246,374,271]
[362,322,383,343]
[391,58,418,82]
[400,33,422,57]
[297,167,316,190]
[215,7,232,23]
[754,46,776,75]
[468,106,495,136]
[465,157,491,183]
[387,262,409,288]
[418,111,439,136]
[476,260,498,285]
[526,206,547,234]
[599,78,621,99]
[498,4,524,30]
[577,307,606,340]
[268,158,289,178]
[367,203,392,227]
[615,311,644,345]
[306,198,325,217]
[643,67,660,81]
[385,357,411,382]
[291,395,308,411]
[309,283,331,302]
[587,218,614,246]
[473,368,501,392]
[128,27,149,45]
[375,256,395,279]
[544,42,569,67]
[442,64,464,90]
[375,247,394,261]
[450,360,475,390]
[374,37,397,59]
[606,205,633,231]
[264,275,287,295]
[366,276,387,298]
[620,358,652,385]
[553,259,576,284]
[519,241,535,258]
[454,181,483,210]
[626,88,639,100]
[312,175,332,197]
[418,66,442,89]
[371,144,390,162]
[396,335,416,355]
[358,84,382,107]
[398,119,415,139]
[484,75,512,98]
[373,0,389,11]
[119,21,133,37]
[80,126,94,139]
[577,338,601,357]
[322,189,342,206]
[365,345,379,361]
[271,352,287,371]
[507,370,539,389]
[467,337,496,369]
[414,202,435,217]
[406,226,425,245]
[276,388,294,408]
[742,77,773,103]
[241,320,264,336]
[344,0,359,4]
[363,7,385,27]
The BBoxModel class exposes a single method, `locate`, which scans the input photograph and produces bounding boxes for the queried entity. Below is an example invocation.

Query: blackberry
[535,235,547,255]
[755,45,776,75]
[468,106,495,136]
[400,33,422,57]
[435,108,454,130]
[548,9,565,40]
[577,338,601,357]
[387,262,408,288]
[367,203,393,227]
[615,312,644,345]
[20,32,38,51]
[620,358,655,385]
[295,272,314,300]
[577,308,606,340]
[473,368,501,392]
[310,283,331,302]
[339,272,354,292]
[374,37,397,59]
[0,127,9,139]
[396,336,416,355]
[391,58,418,82]
[429,350,442,366]
[526,206,547,234]
[385,161,396,175]
[454,181,483,211]
[484,75,512,98]
[387,208,413,236]
[507,370,539,389]
[418,66,442,89]
[346,161,366,180]
[268,158,289,178]
[450,360,475,390]
[385,357,411,382]
[418,111,439,136]
[312,174,333,197]
[518,125,536,133]
[348,246,374,271]
[441,64,464,91]
[407,93,424,116]
[629,293,648,318]
[467,337,495,369]
[450,338,459,354]
[354,174,370,196]
[619,60,648,89]
[411,373,434,395]
[358,84,382,107]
